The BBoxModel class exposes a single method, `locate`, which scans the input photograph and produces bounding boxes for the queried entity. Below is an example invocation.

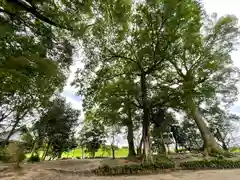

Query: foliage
[0,0,73,145]
[6,142,26,167]
[93,161,175,176]
[93,158,240,176]
[27,155,40,163]
[78,113,106,158]
[180,159,240,170]
[0,147,10,162]
[34,96,80,158]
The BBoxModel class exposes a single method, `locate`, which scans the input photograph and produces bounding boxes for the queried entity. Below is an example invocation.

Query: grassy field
[26,147,129,159]
[26,147,240,159]
[61,148,128,158]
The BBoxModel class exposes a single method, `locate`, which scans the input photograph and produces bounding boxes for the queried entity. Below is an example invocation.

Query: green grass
[62,148,128,158]
[231,148,240,153]
[26,148,129,159]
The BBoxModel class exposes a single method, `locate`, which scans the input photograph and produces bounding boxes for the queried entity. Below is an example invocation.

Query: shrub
[27,155,40,163]
[6,142,26,168]
[92,161,175,176]
[0,148,11,162]
[180,159,240,170]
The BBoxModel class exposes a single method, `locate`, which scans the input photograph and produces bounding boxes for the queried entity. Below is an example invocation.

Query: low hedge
[180,159,240,170]
[93,161,175,176]
[28,155,40,163]
[93,159,240,176]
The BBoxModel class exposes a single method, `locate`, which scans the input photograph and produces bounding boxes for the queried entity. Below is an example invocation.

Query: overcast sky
[61,0,240,145]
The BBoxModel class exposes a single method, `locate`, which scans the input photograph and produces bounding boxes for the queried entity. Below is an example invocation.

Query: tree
[181,119,203,151]
[107,124,121,159]
[34,96,80,159]
[0,0,132,33]
[73,0,203,162]
[78,111,106,158]
[92,77,139,157]
[166,13,240,155]
[201,104,240,150]
[0,0,74,144]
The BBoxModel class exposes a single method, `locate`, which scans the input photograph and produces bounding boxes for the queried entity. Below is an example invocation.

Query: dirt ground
[1,159,240,180]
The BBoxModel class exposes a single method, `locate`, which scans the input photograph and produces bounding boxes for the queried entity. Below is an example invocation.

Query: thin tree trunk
[3,116,20,146]
[137,136,143,155]
[188,98,220,155]
[3,109,30,146]
[42,142,51,160]
[58,152,62,159]
[30,141,37,157]
[111,145,115,159]
[159,133,167,155]
[216,129,228,151]
[127,107,136,157]
[175,142,178,153]
[81,147,84,159]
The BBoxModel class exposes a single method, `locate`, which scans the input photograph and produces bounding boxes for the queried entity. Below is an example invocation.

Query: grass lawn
[26,148,129,159]
[62,148,128,158]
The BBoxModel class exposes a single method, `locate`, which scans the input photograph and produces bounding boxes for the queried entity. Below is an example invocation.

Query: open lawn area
[26,147,129,159]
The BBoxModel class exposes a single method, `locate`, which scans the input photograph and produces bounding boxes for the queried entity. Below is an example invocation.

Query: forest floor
[1,153,240,180]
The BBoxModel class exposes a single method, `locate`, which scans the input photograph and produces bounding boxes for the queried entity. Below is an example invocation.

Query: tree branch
[6,0,70,30]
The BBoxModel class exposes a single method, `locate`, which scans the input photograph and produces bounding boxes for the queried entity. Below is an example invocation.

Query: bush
[0,148,11,162]
[6,142,26,167]
[180,159,240,170]
[92,161,175,176]
[28,155,40,163]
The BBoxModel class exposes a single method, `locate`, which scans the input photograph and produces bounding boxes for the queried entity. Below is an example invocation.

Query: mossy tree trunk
[188,98,220,156]
[140,73,152,162]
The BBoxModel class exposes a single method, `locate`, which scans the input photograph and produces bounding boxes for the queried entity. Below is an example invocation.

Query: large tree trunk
[127,107,136,157]
[188,98,220,155]
[140,73,152,162]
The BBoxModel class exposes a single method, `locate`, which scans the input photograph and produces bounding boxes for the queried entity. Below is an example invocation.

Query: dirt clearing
[1,159,240,180]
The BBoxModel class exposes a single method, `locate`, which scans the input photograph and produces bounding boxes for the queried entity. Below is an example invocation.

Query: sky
[61,0,240,145]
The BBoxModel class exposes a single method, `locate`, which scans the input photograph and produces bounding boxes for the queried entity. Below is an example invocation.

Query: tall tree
[73,0,205,162]
[167,13,240,155]
[34,96,80,159]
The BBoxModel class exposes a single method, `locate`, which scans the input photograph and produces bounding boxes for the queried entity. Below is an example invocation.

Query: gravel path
[1,160,240,180]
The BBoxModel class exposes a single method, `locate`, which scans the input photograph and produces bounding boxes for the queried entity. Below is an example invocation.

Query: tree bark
[159,133,167,154]
[188,98,220,155]
[140,73,152,162]
[111,145,115,159]
[175,142,179,153]
[137,136,143,155]
[30,141,37,157]
[215,129,228,151]
[3,115,21,146]
[3,109,30,146]
[127,107,136,157]
[42,142,51,160]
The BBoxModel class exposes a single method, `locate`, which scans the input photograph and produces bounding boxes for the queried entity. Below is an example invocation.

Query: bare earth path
[1,159,240,180]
